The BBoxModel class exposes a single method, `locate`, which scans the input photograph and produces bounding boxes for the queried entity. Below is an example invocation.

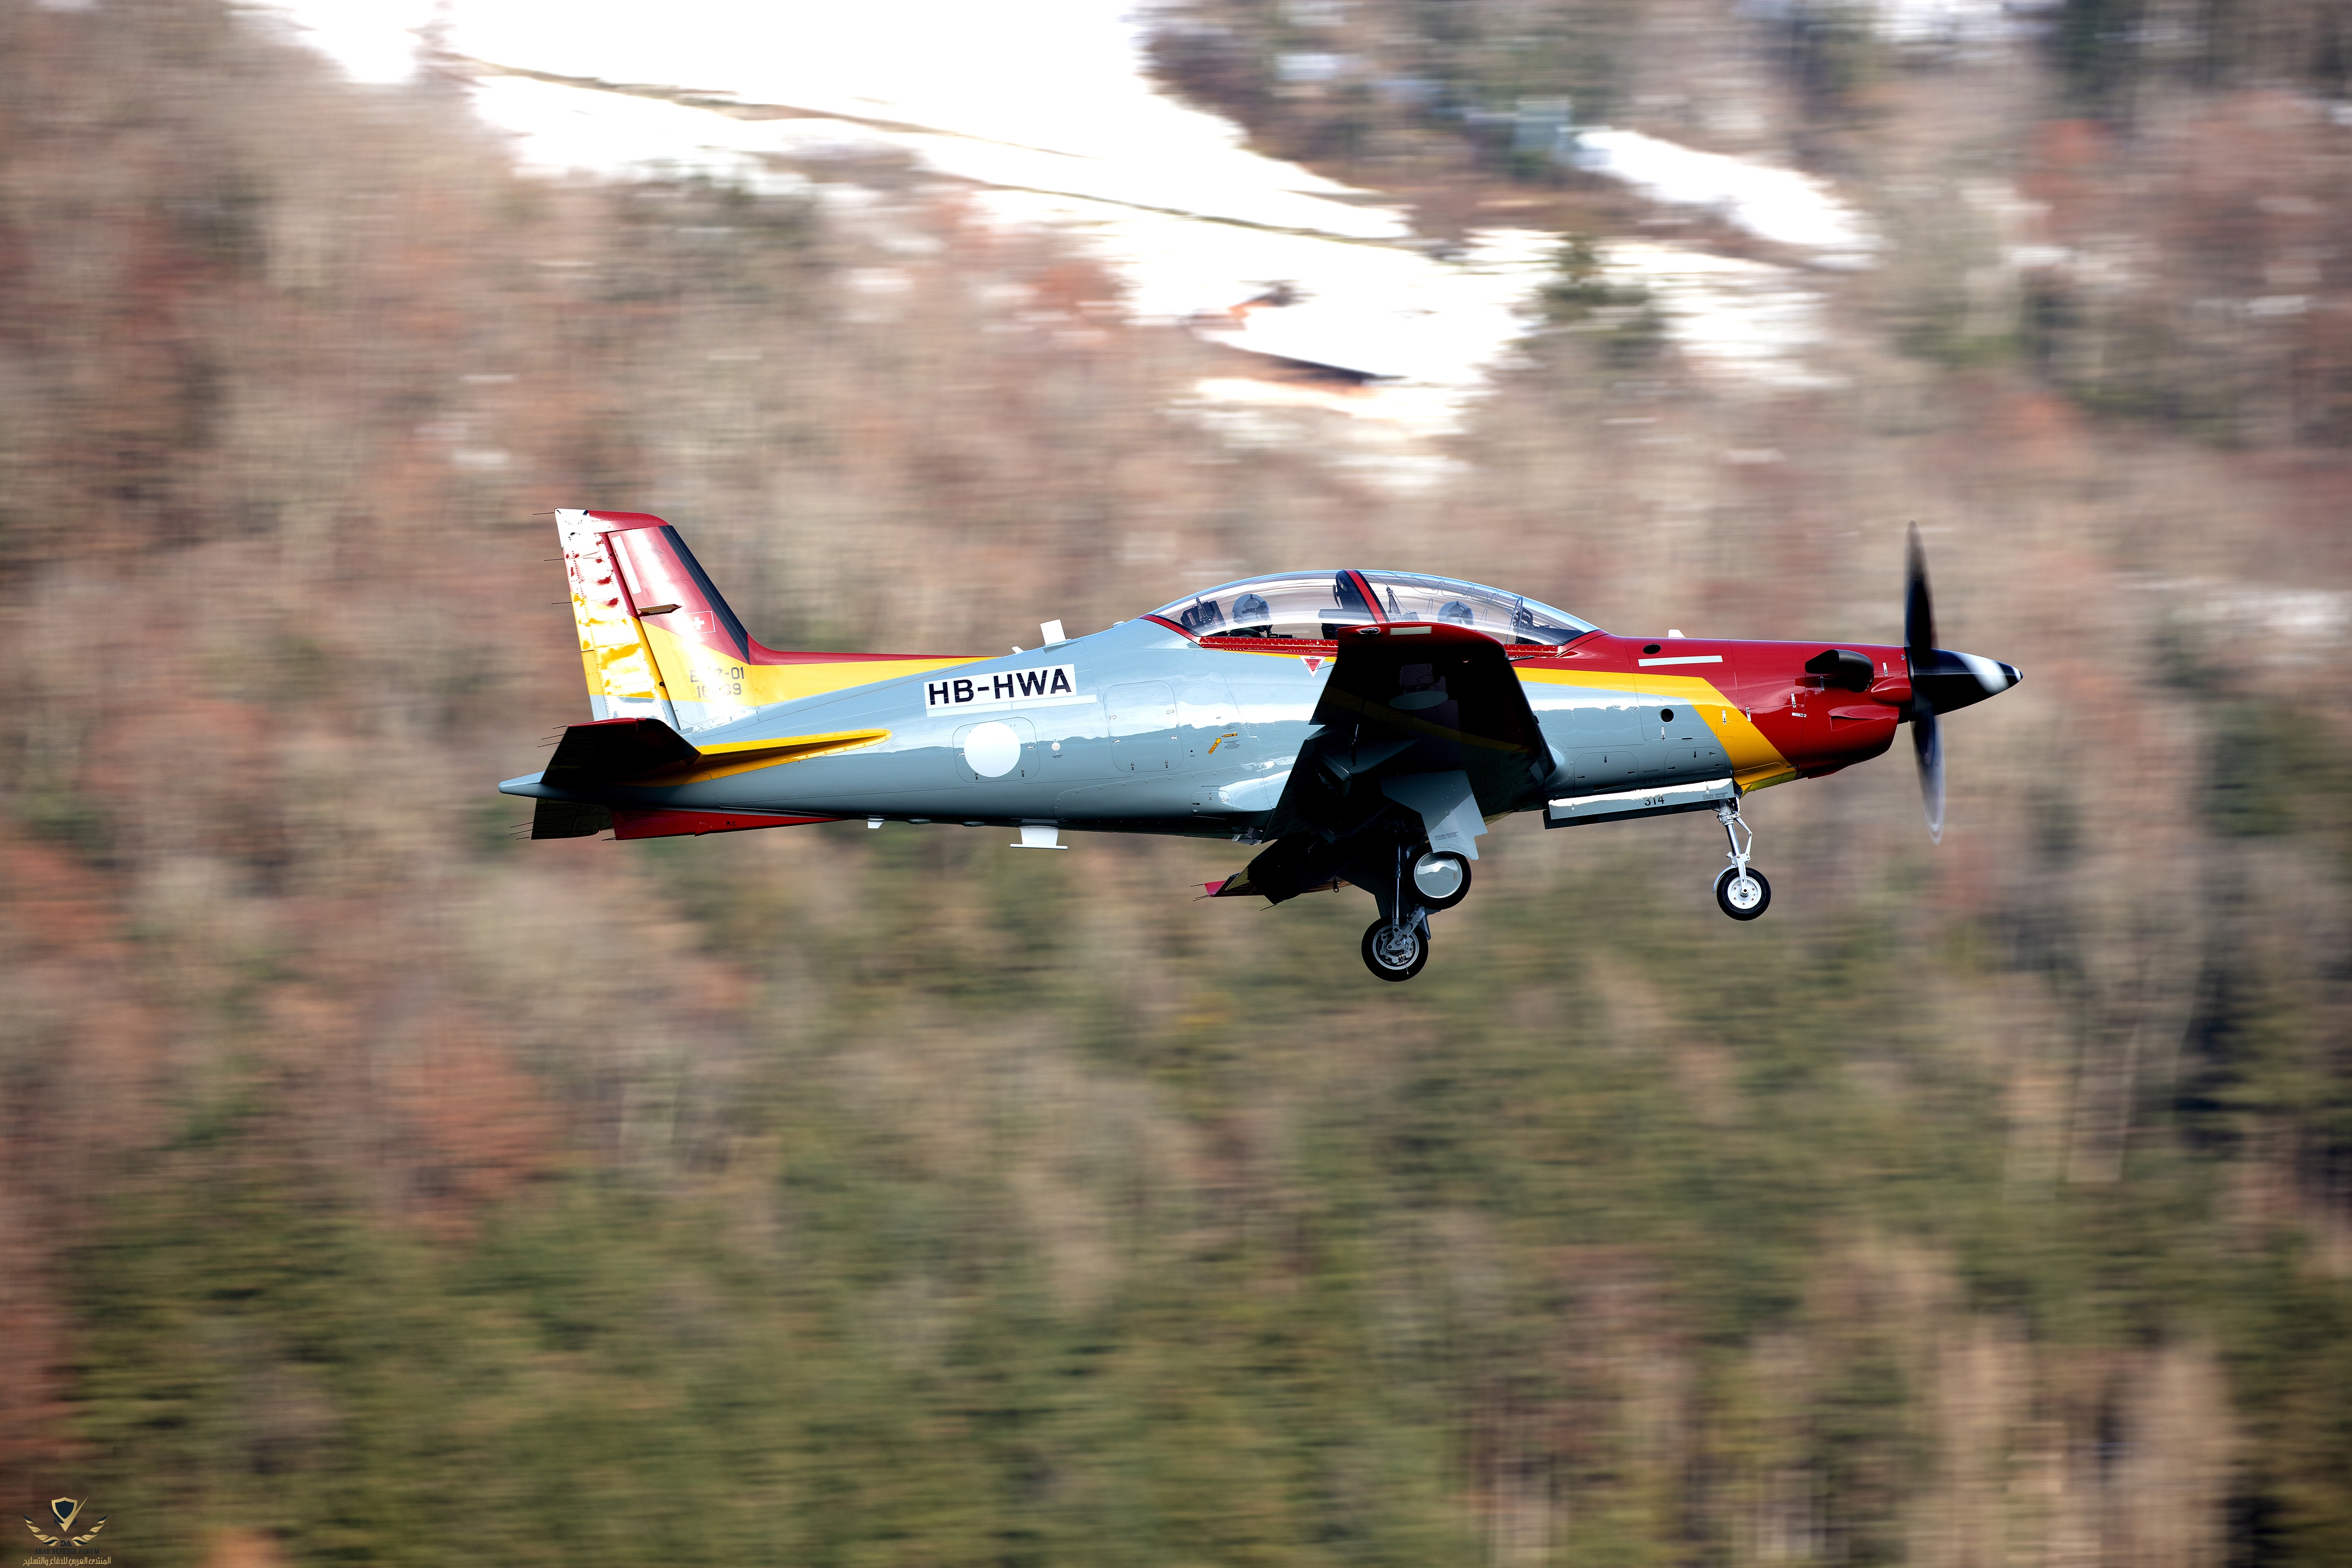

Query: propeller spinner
[1903,524,2021,843]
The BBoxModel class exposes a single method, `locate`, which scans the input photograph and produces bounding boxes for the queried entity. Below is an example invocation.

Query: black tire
[1714,865,1772,921]
[1361,918,1429,981]
[1411,850,1472,912]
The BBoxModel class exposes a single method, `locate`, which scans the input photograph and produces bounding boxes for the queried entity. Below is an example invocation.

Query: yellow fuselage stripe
[641,729,894,785]
[641,624,977,708]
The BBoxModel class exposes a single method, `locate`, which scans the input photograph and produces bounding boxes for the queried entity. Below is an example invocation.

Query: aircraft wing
[1234,623,1551,900]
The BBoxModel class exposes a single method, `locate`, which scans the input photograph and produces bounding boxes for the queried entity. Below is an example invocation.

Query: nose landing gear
[1712,801,1771,920]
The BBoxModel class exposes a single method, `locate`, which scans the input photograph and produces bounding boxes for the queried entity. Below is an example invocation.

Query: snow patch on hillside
[259,0,1872,443]
[1573,129,1879,266]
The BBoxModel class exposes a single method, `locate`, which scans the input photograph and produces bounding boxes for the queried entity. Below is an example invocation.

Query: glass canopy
[1150,571,1599,646]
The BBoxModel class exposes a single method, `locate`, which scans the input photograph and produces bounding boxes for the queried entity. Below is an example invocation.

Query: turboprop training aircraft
[500,511,2020,981]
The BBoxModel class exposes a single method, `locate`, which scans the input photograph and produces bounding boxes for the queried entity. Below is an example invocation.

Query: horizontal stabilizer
[542,717,700,789]
[532,800,614,840]
[512,718,893,804]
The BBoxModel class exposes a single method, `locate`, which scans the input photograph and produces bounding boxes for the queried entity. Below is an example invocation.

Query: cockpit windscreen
[1151,571,1599,646]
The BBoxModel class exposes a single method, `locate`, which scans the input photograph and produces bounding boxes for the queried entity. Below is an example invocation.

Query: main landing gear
[1362,915,1429,981]
[1412,848,1471,911]
[1712,801,1771,921]
[1361,844,1468,981]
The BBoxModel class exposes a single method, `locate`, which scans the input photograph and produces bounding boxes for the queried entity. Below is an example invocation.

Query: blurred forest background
[2,0,2350,1563]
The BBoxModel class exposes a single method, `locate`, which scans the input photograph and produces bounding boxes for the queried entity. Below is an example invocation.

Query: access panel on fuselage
[1104,681,1178,775]
[1539,683,1655,787]
[1658,698,1730,778]
[1177,677,1241,767]
[1053,670,1257,827]
[1537,686,1730,792]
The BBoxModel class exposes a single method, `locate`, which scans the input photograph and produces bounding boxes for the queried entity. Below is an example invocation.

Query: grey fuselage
[499,618,1748,838]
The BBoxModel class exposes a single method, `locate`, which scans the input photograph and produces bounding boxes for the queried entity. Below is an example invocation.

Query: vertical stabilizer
[599,515,762,734]
[553,509,977,732]
[558,509,677,726]
[558,509,770,733]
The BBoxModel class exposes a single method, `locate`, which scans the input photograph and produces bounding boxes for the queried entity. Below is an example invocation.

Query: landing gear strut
[1712,801,1771,921]
[1361,838,1445,981]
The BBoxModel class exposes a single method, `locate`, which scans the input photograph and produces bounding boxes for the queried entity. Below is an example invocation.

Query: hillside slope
[1,3,2347,1564]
